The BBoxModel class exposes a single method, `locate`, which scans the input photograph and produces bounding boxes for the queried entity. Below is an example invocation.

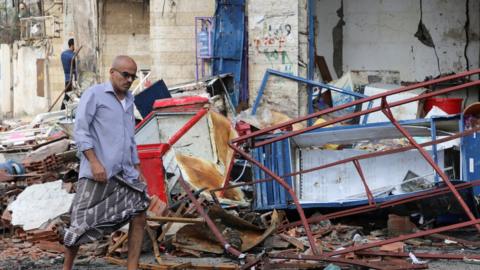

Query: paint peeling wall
[248,0,300,117]
[149,0,215,85]
[315,0,480,82]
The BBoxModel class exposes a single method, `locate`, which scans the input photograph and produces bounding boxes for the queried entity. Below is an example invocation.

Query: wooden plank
[316,55,333,82]
[147,216,205,224]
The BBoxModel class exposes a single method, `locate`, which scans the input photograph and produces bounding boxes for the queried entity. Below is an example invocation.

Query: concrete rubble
[0,71,479,270]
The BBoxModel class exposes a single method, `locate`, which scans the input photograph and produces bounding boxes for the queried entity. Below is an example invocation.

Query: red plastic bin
[137,143,169,203]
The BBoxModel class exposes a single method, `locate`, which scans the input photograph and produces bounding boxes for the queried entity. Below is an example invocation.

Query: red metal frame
[225,69,480,258]
[178,176,244,258]
[135,97,209,204]
[269,253,429,270]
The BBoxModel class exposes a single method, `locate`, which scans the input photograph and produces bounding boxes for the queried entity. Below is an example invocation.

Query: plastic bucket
[424,97,463,114]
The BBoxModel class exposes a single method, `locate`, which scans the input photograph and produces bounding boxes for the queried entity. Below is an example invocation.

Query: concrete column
[149,0,215,85]
[248,0,300,117]
[72,0,99,87]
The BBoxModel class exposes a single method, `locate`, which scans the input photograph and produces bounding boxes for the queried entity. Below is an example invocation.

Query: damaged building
[1,0,480,269]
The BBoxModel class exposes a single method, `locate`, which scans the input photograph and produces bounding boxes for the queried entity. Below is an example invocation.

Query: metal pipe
[325,218,480,257]
[352,159,375,206]
[252,79,480,148]
[381,98,480,232]
[215,127,480,194]
[230,143,320,255]
[167,108,208,146]
[234,69,480,144]
[177,177,244,258]
[146,216,205,224]
[355,250,480,260]
[269,253,428,270]
[282,179,480,230]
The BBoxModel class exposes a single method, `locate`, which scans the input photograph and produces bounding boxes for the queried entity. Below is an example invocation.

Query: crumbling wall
[248,0,300,118]
[1,0,67,116]
[99,0,150,81]
[12,45,48,116]
[0,1,19,44]
[149,0,215,85]
[0,44,12,118]
[315,0,480,82]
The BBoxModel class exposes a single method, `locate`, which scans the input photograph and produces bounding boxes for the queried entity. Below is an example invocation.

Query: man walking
[60,38,76,110]
[63,56,149,270]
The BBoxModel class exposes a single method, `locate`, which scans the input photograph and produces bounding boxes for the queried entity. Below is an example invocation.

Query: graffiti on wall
[252,15,296,74]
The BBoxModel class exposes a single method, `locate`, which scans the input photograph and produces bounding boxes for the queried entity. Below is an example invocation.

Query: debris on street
[1,1,480,269]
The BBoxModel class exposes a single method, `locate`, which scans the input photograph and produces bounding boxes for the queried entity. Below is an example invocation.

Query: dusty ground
[3,255,480,270]
[2,232,480,269]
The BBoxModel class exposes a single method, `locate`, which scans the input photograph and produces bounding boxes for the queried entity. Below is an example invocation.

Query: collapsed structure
[1,0,480,269]
[0,68,480,269]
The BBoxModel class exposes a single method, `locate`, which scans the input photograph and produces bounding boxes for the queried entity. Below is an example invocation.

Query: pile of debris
[1,70,480,270]
[0,114,82,267]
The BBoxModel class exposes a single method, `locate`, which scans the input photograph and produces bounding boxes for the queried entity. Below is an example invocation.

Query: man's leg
[63,245,79,270]
[61,81,72,110]
[127,211,146,270]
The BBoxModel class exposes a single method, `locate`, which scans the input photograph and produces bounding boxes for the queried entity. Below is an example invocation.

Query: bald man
[64,56,149,270]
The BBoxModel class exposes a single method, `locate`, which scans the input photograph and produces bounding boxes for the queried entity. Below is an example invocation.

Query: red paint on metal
[135,97,209,205]
[177,177,243,258]
[326,219,480,257]
[269,253,428,270]
[138,144,169,202]
[167,108,209,146]
[232,69,480,145]
[212,127,480,195]
[283,179,480,230]
[381,98,480,232]
[230,143,321,255]
[353,159,375,206]
[355,250,480,260]
[253,79,480,148]
[226,71,480,261]
[153,96,209,109]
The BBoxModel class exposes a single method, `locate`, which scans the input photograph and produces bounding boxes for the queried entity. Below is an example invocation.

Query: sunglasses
[113,68,137,80]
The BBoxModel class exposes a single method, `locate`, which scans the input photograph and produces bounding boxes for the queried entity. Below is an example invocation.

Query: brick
[379,242,405,253]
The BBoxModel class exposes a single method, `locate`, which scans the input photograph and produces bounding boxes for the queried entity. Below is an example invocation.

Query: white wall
[0,44,12,118]
[315,0,480,81]
[13,46,49,117]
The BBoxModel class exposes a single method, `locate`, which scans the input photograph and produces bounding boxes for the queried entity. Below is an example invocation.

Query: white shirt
[120,98,127,111]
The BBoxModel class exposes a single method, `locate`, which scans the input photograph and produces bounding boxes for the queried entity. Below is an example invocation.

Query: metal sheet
[298,149,445,203]
[360,84,420,124]
[135,113,215,162]
[291,123,453,147]
[212,0,246,106]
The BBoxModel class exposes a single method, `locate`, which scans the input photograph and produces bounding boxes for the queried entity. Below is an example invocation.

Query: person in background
[60,38,76,110]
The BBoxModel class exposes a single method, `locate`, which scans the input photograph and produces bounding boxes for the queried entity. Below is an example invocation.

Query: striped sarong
[63,176,150,247]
